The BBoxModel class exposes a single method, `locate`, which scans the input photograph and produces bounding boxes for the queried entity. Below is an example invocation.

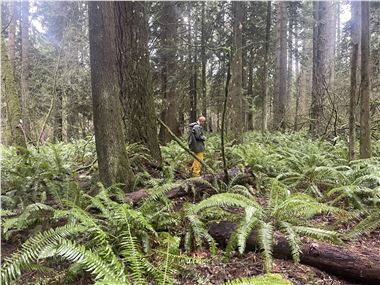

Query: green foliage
[190,178,342,272]
[0,183,202,285]
[223,274,293,285]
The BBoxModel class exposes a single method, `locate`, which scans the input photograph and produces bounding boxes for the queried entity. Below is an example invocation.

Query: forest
[1,1,380,284]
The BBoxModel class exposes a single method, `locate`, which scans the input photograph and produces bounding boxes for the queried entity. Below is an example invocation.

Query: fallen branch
[126,169,255,204]
[209,221,380,285]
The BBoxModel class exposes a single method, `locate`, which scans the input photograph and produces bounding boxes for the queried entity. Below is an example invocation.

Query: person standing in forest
[188,116,207,177]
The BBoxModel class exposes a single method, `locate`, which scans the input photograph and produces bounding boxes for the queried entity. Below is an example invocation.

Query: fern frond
[279,222,301,263]
[1,224,85,285]
[258,221,274,273]
[55,239,127,284]
[236,207,259,254]
[292,226,341,243]
[191,193,260,214]
[348,210,380,238]
[223,273,293,285]
[119,220,148,285]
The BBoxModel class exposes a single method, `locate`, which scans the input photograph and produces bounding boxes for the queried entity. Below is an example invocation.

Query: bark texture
[158,2,180,143]
[1,38,26,148]
[88,1,134,189]
[21,0,30,134]
[209,221,380,285]
[115,2,162,164]
[273,2,287,131]
[359,1,371,159]
[310,1,335,136]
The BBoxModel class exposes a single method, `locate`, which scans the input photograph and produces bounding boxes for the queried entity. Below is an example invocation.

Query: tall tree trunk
[230,1,243,139]
[294,19,301,132]
[349,1,361,161]
[261,1,271,132]
[188,2,197,123]
[2,38,26,148]
[88,1,134,189]
[52,2,66,142]
[286,10,293,126]
[115,2,162,164]
[21,0,30,136]
[359,1,371,158]
[273,1,287,131]
[247,49,254,131]
[7,1,16,74]
[158,2,180,144]
[201,2,207,129]
[310,1,335,137]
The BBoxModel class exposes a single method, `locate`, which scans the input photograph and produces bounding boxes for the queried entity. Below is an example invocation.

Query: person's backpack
[188,123,197,150]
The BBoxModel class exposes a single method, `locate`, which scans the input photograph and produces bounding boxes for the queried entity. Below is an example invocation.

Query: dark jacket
[188,122,206,153]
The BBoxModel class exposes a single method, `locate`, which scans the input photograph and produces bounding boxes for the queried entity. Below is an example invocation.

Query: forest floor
[3,233,377,285]
[3,181,378,285]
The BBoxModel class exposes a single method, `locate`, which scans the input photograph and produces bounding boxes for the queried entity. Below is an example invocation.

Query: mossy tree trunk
[349,1,361,161]
[21,0,30,135]
[88,1,134,189]
[230,1,244,140]
[309,1,335,137]
[158,1,180,144]
[273,1,287,131]
[359,1,371,158]
[1,38,27,148]
[114,1,162,164]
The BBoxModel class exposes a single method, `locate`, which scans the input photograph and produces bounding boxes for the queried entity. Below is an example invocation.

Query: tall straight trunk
[273,1,287,131]
[188,2,197,123]
[201,1,207,128]
[21,0,30,135]
[88,1,134,189]
[159,1,180,143]
[2,38,27,148]
[66,2,82,140]
[349,1,361,161]
[287,12,293,125]
[310,1,335,137]
[247,49,254,131]
[53,2,66,142]
[115,2,162,164]
[294,20,301,132]
[359,1,371,158]
[7,1,16,73]
[230,1,243,139]
[261,1,271,132]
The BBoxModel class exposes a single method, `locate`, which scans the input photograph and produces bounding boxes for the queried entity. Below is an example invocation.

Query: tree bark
[7,1,16,74]
[230,1,244,140]
[359,1,371,159]
[21,0,30,135]
[261,1,271,133]
[1,38,26,148]
[310,1,335,137]
[286,9,293,127]
[349,1,361,161]
[115,1,162,164]
[158,1,180,144]
[273,2,287,131]
[188,2,197,124]
[209,221,380,285]
[201,2,207,129]
[88,1,134,189]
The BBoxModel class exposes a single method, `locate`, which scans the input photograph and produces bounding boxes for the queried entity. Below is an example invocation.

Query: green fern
[223,273,293,285]
[1,224,86,285]
[189,178,342,272]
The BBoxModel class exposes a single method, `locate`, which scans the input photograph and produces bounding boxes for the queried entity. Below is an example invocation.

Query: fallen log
[208,221,380,285]
[126,169,255,204]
